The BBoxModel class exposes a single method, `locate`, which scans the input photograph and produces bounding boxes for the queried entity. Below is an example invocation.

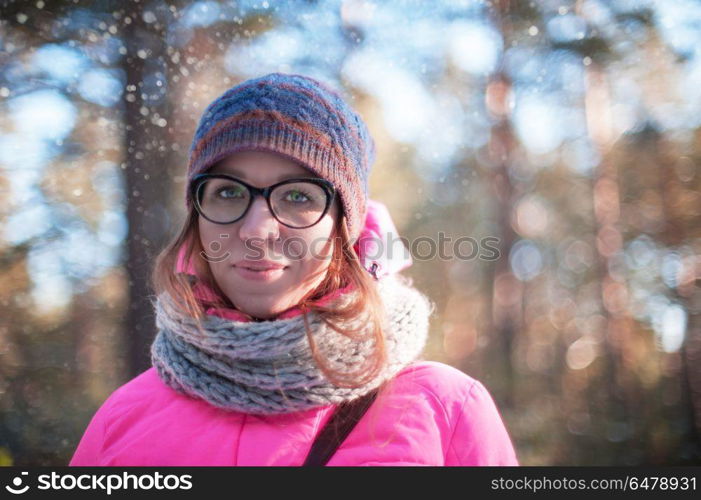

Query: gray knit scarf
[150,274,433,415]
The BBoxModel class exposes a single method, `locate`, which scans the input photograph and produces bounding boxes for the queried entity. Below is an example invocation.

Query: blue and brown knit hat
[185,72,376,242]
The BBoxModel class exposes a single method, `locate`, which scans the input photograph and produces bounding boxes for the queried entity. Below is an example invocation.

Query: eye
[217,184,247,199]
[284,189,313,203]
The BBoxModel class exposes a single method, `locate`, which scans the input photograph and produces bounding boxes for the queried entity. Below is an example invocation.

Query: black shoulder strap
[302,388,380,466]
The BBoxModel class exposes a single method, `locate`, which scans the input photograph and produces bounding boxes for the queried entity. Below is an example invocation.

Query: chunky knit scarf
[150,274,433,415]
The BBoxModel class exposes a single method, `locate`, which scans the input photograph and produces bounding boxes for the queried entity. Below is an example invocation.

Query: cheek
[291,223,336,270]
[198,220,234,263]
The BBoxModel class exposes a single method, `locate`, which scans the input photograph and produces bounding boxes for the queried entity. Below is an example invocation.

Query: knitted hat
[185,72,376,242]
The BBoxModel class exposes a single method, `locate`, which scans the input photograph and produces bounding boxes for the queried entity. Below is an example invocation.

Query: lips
[233,262,287,282]
[233,260,288,271]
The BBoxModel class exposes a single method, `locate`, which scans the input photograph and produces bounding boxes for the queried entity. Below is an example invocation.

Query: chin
[232,298,281,319]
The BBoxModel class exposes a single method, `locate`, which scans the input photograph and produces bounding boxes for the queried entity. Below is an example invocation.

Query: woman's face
[197,150,340,320]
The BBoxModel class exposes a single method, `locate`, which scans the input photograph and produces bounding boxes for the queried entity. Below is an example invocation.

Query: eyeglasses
[191,173,336,229]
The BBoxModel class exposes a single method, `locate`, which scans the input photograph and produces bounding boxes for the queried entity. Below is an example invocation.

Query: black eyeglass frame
[191,173,337,229]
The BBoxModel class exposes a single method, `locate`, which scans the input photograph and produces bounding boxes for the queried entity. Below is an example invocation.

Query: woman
[70,72,519,466]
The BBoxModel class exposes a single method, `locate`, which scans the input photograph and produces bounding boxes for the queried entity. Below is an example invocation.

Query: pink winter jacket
[69,360,519,466]
[70,200,519,466]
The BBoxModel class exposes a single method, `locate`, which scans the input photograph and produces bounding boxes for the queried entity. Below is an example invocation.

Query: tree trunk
[122,5,174,378]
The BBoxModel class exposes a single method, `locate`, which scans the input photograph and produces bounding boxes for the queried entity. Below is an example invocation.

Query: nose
[238,194,281,243]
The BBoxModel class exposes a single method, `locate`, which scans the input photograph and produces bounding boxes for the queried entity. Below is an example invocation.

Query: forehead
[208,150,316,183]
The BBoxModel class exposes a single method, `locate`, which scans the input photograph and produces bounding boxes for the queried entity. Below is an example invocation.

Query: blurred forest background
[1,0,700,466]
